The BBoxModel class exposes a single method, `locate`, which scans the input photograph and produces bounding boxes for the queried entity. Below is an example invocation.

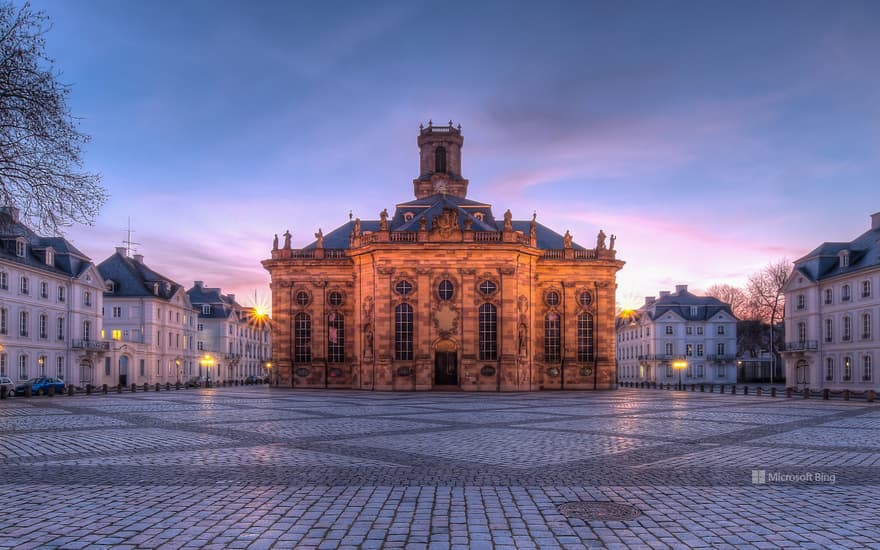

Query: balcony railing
[783,341,818,352]
[706,354,737,362]
[72,340,110,351]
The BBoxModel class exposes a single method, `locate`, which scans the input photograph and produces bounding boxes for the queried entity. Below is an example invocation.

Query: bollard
[720,384,725,394]
[756,387,762,397]
[786,387,792,398]
[176,382,181,390]
[700,384,704,392]
[731,385,736,395]
[48,385,55,397]
[86,384,92,395]
[166,383,170,391]
[823,389,829,400]
[844,389,850,401]
[102,384,108,394]
[25,386,32,398]
[144,383,149,392]
[803,388,809,399]
[155,383,160,392]
[131,383,137,393]
[744,386,749,396]
[0,386,6,399]
[710,384,714,393]
[117,384,122,394]
[68,385,74,397]
[868,390,876,403]
[771,387,776,398]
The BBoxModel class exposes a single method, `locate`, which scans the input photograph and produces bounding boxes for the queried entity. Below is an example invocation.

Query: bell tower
[413,120,469,199]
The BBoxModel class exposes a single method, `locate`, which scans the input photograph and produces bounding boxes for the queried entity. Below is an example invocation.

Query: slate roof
[0,208,93,278]
[98,252,185,301]
[302,192,584,250]
[793,219,880,281]
[186,284,239,319]
[618,287,735,327]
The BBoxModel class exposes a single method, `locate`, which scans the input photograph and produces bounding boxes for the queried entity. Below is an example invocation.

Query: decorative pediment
[429,208,462,241]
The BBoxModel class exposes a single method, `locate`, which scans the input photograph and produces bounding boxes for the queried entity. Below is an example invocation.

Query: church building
[262,122,624,391]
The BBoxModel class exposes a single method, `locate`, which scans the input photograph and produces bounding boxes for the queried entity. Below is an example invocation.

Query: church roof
[303,193,585,250]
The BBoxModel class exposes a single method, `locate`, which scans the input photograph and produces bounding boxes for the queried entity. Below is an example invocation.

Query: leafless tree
[746,259,790,326]
[0,2,106,233]
[705,283,751,320]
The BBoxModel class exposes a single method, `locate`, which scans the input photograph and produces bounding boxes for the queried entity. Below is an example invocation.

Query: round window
[395,280,413,296]
[295,291,310,306]
[438,280,454,301]
[546,291,560,306]
[479,280,497,296]
[579,291,592,306]
[328,291,343,306]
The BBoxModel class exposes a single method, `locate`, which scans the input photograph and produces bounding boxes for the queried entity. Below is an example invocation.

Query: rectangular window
[697,344,704,357]
[57,317,65,340]
[0,353,6,377]
[686,344,693,357]
[112,306,122,318]
[717,366,726,378]
[826,358,834,381]
[19,355,28,380]
[82,321,91,341]
[844,357,852,381]
[717,325,725,335]
[666,365,673,377]
[20,276,29,295]
[83,291,91,306]
[696,327,703,335]
[40,281,48,299]
[19,311,28,337]
[295,313,313,363]
[843,317,852,342]
[797,294,805,310]
[39,314,47,339]
[104,357,111,376]
[665,342,673,356]
[197,341,204,351]
[842,285,851,302]
[863,314,872,340]
[717,343,726,356]
[198,323,204,332]
[58,285,65,302]
[686,326,692,335]
[139,359,145,377]
[825,288,833,305]
[665,325,673,335]
[111,330,122,340]
[0,308,6,334]
[825,319,833,343]
[863,280,872,299]
[577,313,594,362]
[798,322,806,343]
[0,271,7,290]
[56,356,63,378]
[328,312,346,363]
[697,364,704,377]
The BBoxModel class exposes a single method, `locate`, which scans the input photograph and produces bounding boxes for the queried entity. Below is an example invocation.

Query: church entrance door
[434,340,458,386]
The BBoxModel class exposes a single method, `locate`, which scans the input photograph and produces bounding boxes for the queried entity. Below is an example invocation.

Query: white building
[617,284,738,385]
[187,282,271,381]
[0,206,105,387]
[96,248,199,386]
[782,212,879,391]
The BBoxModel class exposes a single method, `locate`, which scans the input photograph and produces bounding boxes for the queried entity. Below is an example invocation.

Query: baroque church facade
[263,122,624,391]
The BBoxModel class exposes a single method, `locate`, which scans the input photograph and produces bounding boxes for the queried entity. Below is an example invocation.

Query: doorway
[795,359,809,390]
[434,340,458,386]
[119,356,129,387]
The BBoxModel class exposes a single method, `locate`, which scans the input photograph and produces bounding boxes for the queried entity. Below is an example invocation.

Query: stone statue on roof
[283,230,291,250]
[272,233,278,250]
[315,228,324,248]
[529,213,537,241]
[464,216,473,230]
[419,216,427,231]
[610,234,616,251]
[597,229,606,250]
[379,208,389,231]
[563,230,572,249]
[353,218,361,235]
[503,209,513,231]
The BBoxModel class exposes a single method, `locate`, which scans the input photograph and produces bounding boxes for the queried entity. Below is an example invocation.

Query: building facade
[782,212,880,391]
[187,282,271,381]
[0,206,105,387]
[616,285,738,385]
[263,122,624,391]
[96,248,200,386]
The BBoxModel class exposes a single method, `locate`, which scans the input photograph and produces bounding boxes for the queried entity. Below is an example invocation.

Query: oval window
[438,280,454,301]
[546,291,560,306]
[328,291,343,306]
[395,280,413,296]
[295,291,310,306]
[479,280,497,296]
[579,291,592,306]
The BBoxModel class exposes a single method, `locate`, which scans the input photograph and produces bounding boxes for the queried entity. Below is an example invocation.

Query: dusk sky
[29,0,880,311]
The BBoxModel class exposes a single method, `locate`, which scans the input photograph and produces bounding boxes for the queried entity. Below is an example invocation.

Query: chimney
[194,281,204,288]
[133,254,144,263]
[115,246,127,256]
[0,206,20,222]
[872,211,880,231]
[675,284,688,294]
[659,290,671,298]
[228,294,236,303]
[645,296,656,305]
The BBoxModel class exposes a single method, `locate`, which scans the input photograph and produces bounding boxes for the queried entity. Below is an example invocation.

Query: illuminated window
[112,330,122,341]
[479,304,497,361]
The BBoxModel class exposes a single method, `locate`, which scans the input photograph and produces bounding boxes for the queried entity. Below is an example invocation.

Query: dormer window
[105,280,115,293]
[45,248,53,266]
[15,238,25,258]
[473,212,484,222]
[403,212,414,222]
[840,250,850,267]
[201,305,212,315]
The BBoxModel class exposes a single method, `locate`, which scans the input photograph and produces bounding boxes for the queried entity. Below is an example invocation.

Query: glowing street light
[672,360,688,390]
[200,354,215,387]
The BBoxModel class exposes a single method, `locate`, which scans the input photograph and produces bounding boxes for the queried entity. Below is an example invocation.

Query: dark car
[185,376,205,388]
[244,375,264,385]
[15,377,65,396]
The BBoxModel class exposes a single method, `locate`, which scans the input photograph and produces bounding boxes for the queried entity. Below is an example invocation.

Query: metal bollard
[844,389,850,401]
[771,387,776,397]
[131,383,136,393]
[731,385,736,395]
[803,388,809,399]
[744,386,749,396]
[155,383,160,392]
[868,390,875,403]
[786,387,792,398]
[720,384,725,394]
[700,384,704,392]
[176,382,181,390]
[25,386,32,398]
[86,384,92,395]
[0,386,6,399]
[68,386,74,396]
[48,385,55,397]
[756,387,762,397]
[144,383,149,392]
[710,384,714,393]
[165,383,170,391]
[117,384,122,394]
[823,389,829,400]
[102,384,108,394]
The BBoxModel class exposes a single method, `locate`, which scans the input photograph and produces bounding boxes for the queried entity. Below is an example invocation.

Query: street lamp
[175,359,181,384]
[264,361,272,385]
[200,354,215,387]
[672,360,688,390]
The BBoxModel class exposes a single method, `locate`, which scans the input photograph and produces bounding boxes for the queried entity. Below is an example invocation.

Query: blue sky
[29,0,880,310]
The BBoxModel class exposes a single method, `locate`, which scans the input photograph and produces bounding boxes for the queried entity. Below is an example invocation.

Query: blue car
[15,377,65,396]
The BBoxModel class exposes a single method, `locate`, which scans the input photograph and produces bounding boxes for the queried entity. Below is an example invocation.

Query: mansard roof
[302,192,584,250]
[98,252,186,301]
[618,287,736,326]
[794,220,880,281]
[0,207,93,278]
[186,283,240,319]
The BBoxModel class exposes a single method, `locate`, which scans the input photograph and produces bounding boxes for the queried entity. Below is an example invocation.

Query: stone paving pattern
[1,387,879,549]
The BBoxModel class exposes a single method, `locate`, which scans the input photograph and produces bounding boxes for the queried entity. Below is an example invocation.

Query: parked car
[185,376,205,388]
[0,376,14,397]
[244,375,264,385]
[15,377,65,396]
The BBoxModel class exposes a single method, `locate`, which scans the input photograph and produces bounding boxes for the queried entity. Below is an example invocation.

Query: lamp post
[672,360,688,390]
[265,361,272,385]
[175,359,181,384]
[200,354,214,387]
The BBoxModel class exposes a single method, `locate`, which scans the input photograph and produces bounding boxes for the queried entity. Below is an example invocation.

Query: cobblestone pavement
[1,388,879,549]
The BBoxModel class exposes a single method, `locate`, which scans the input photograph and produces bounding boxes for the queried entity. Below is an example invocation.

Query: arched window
[842,284,851,301]
[327,312,345,363]
[825,357,834,381]
[434,146,447,173]
[864,356,873,381]
[544,312,561,363]
[18,354,27,380]
[478,304,497,361]
[294,313,311,363]
[863,313,872,340]
[577,312,594,362]
[395,304,413,361]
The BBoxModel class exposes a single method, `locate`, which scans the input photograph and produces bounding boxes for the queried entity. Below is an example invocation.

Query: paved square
[1,387,878,549]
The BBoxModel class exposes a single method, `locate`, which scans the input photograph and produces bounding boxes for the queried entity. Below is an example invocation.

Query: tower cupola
[413,120,469,199]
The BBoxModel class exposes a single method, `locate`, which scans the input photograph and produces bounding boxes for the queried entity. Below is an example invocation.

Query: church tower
[413,120,469,199]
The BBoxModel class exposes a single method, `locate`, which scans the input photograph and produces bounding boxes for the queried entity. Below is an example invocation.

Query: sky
[25,0,880,311]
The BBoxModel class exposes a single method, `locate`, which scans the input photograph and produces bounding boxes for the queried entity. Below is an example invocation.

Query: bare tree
[0,2,106,233]
[705,283,751,320]
[746,259,790,326]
